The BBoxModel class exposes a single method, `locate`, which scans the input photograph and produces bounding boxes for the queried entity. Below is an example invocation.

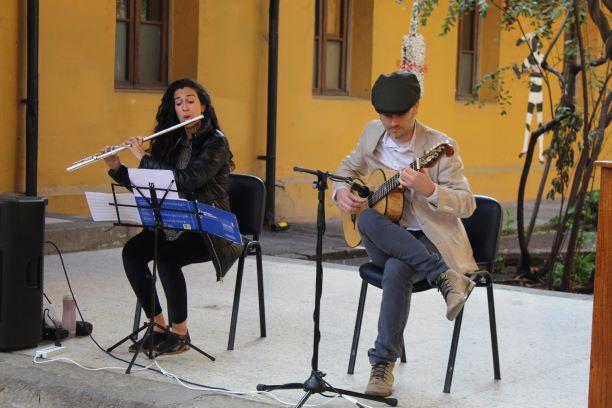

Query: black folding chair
[347,195,502,393]
[131,173,267,351]
[226,173,267,350]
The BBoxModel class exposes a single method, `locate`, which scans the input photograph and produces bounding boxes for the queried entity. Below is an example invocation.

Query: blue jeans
[357,209,448,364]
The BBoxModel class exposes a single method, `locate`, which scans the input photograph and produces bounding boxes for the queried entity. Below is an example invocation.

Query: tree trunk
[516,119,564,280]
[526,156,552,244]
[562,91,612,289]
[543,21,579,286]
[560,1,592,290]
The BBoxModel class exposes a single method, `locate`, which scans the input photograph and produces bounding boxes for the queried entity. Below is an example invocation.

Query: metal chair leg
[256,246,267,338]
[227,254,246,350]
[485,272,501,380]
[132,301,142,342]
[444,308,464,393]
[348,280,368,375]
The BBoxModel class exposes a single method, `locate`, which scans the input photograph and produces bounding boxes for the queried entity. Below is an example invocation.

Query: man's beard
[388,127,408,138]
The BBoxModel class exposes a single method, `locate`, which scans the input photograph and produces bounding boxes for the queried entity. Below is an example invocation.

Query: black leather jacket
[110,127,243,280]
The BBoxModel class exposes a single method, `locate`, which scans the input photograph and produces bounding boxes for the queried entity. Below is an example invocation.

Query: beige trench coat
[333,120,479,274]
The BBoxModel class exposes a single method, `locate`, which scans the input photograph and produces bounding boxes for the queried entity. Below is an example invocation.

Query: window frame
[455,6,480,99]
[115,0,169,90]
[313,0,350,96]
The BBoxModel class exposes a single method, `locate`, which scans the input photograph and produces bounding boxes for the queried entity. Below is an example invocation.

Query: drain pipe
[25,0,39,197]
[259,0,279,227]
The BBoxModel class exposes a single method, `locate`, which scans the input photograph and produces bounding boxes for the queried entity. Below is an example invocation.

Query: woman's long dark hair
[149,78,227,165]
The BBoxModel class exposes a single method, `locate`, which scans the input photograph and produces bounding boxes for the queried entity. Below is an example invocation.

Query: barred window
[456,7,479,98]
[115,0,169,89]
[313,0,350,95]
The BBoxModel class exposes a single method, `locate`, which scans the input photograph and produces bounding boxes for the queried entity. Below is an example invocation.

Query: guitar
[341,141,454,247]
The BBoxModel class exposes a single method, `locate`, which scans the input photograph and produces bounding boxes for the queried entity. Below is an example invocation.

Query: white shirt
[333,125,439,230]
[373,129,439,230]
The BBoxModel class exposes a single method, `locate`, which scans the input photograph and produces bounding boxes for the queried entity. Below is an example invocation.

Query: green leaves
[546,109,581,200]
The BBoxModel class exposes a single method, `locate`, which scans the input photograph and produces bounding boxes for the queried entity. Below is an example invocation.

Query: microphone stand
[256,167,397,407]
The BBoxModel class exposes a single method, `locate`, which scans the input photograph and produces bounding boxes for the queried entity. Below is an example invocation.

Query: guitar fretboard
[367,160,420,208]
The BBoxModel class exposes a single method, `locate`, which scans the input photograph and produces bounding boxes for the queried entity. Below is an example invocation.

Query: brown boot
[436,269,476,321]
[365,361,395,397]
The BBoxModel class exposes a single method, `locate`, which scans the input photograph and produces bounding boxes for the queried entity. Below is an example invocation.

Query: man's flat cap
[371,71,421,114]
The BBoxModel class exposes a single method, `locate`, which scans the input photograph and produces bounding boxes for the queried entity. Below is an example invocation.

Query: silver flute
[66,115,204,172]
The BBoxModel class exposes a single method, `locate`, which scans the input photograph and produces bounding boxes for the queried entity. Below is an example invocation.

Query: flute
[66,115,204,172]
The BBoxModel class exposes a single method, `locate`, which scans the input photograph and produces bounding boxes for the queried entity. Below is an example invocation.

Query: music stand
[105,181,215,374]
[256,167,397,407]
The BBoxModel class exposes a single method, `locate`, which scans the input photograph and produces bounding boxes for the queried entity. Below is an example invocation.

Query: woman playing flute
[102,78,243,355]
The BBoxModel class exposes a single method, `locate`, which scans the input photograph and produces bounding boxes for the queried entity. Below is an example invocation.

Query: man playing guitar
[333,71,478,397]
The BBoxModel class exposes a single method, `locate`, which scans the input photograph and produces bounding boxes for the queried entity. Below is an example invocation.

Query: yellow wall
[271,0,566,221]
[35,1,166,213]
[172,0,199,80]
[196,0,268,178]
[0,1,21,193]
[2,0,599,222]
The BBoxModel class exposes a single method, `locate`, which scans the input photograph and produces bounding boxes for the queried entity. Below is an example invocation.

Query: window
[456,7,479,98]
[115,0,169,89]
[313,0,350,95]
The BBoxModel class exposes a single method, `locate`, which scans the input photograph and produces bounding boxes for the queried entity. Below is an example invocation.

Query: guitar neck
[368,160,419,208]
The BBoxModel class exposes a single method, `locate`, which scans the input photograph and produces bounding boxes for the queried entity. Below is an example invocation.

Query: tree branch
[540,9,570,96]
[590,55,609,68]
[587,0,612,58]
[516,113,571,278]
[542,61,566,90]
[542,9,569,63]
[489,0,558,117]
[591,90,612,158]
[576,55,609,73]
[587,67,611,131]
[575,0,590,133]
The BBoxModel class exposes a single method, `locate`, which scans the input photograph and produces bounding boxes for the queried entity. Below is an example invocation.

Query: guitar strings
[363,143,446,208]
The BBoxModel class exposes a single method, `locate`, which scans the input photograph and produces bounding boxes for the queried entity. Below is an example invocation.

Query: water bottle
[62,295,77,337]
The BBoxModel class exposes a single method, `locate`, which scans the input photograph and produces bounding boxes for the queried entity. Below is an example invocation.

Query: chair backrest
[461,195,503,270]
[228,173,266,237]
[360,194,503,291]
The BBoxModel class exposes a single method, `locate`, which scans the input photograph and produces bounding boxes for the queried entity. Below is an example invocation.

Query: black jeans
[122,229,210,324]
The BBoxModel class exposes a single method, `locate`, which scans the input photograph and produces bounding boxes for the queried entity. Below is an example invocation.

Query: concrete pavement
[1,248,593,407]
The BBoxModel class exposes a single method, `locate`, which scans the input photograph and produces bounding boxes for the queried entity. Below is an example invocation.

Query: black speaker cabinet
[0,195,46,350]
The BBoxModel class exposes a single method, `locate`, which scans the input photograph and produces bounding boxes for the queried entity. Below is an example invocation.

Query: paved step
[45,213,138,256]
[44,199,590,264]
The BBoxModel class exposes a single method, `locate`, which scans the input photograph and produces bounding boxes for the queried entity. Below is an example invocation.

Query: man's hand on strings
[399,167,435,197]
[336,188,367,214]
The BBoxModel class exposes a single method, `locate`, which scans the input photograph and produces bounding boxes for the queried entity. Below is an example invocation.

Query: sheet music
[127,168,180,199]
[85,192,142,224]
[196,203,243,245]
[135,197,198,230]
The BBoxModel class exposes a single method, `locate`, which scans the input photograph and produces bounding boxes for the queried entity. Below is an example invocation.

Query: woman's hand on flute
[101,146,121,172]
[125,136,146,162]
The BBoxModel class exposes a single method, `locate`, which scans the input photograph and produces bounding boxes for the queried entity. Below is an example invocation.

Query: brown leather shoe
[365,361,395,397]
[437,269,476,320]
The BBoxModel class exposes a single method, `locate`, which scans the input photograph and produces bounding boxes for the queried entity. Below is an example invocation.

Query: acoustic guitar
[341,141,454,247]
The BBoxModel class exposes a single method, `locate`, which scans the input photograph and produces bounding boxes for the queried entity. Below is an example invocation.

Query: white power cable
[153,360,352,407]
[42,240,375,408]
[33,354,155,372]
